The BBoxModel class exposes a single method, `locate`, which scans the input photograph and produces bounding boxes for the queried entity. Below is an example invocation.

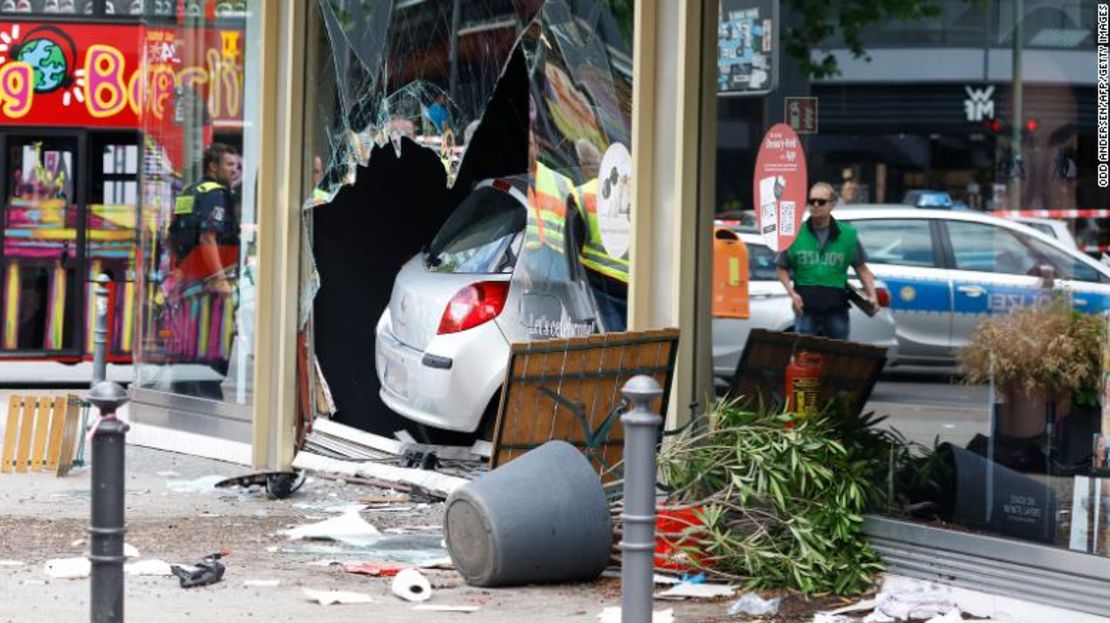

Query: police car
[834,207,1110,366]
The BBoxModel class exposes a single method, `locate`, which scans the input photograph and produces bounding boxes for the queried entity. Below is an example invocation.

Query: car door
[1017,232,1110,315]
[943,219,1046,353]
[847,217,953,363]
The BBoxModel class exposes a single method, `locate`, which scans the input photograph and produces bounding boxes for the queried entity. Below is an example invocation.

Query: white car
[376,176,601,435]
[711,227,899,388]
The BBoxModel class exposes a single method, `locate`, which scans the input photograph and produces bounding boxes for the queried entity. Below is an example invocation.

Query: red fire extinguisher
[785,352,824,418]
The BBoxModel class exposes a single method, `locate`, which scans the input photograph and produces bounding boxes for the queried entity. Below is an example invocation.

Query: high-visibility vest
[573,179,629,283]
[527,163,629,284]
[526,162,575,251]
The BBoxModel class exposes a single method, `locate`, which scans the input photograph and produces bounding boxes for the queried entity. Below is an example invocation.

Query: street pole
[1010,0,1023,212]
[87,381,130,623]
[620,376,663,623]
[92,274,110,386]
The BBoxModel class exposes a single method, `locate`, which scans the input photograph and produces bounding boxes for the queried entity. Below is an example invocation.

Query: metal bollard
[92,274,110,387]
[620,375,663,623]
[87,381,130,623]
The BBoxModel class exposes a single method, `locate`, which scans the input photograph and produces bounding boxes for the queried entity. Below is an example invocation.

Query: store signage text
[964,85,995,122]
[0,22,242,127]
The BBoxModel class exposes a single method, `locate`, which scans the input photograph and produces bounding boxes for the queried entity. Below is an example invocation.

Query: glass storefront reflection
[713,0,1110,564]
[136,4,256,405]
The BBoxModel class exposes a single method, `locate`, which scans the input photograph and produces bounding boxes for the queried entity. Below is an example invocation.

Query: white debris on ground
[279,508,381,545]
[728,591,782,616]
[391,568,432,602]
[811,576,1010,623]
[301,588,376,605]
[654,582,735,600]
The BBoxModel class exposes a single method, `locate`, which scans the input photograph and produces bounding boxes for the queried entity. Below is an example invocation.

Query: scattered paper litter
[598,606,674,623]
[305,559,343,567]
[924,610,966,623]
[45,557,90,579]
[812,615,855,623]
[302,588,375,605]
[0,560,25,566]
[124,543,140,558]
[166,475,227,493]
[391,568,432,602]
[413,605,481,613]
[656,582,735,600]
[341,562,406,577]
[125,560,174,576]
[70,539,87,548]
[873,587,955,620]
[823,599,877,616]
[244,579,281,588]
[156,470,181,477]
[280,509,381,546]
[728,591,781,616]
[265,546,279,553]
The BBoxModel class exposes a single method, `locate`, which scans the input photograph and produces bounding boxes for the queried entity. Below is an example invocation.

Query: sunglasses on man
[807,197,831,206]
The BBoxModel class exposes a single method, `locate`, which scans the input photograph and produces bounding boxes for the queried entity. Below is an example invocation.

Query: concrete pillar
[629,0,718,426]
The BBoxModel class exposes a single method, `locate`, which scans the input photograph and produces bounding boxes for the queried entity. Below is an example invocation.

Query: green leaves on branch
[658,400,892,596]
[784,0,943,79]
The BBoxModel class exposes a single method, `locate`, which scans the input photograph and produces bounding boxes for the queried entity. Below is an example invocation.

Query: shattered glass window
[307,0,634,430]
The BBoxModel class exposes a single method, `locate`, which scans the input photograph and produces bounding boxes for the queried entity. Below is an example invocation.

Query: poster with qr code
[779,201,796,237]
[753,123,807,251]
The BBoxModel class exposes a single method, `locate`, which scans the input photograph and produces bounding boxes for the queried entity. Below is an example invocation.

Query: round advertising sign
[596,142,632,259]
[752,123,807,252]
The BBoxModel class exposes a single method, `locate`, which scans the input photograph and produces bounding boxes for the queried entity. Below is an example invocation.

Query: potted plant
[959,297,1103,470]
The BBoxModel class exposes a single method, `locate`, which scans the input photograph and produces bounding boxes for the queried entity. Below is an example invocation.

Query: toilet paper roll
[391,568,432,602]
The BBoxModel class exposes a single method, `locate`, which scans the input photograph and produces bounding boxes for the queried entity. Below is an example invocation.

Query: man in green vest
[775,182,877,340]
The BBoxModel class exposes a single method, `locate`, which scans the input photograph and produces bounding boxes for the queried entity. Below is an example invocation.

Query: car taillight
[437,281,510,335]
[876,287,891,308]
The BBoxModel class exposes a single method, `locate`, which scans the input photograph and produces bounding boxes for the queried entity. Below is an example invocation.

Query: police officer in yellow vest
[170,143,240,292]
[775,182,877,340]
[528,156,629,332]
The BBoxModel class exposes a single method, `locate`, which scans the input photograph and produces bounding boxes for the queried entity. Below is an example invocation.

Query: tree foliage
[784,0,944,78]
[655,401,918,595]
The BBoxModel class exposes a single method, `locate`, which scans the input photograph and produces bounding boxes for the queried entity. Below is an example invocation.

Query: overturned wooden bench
[490,328,680,478]
[1,394,85,477]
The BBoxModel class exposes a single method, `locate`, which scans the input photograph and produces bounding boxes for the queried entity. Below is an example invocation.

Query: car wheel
[477,391,503,442]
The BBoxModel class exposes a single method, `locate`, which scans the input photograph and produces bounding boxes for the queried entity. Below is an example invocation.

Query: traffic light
[978,117,1039,138]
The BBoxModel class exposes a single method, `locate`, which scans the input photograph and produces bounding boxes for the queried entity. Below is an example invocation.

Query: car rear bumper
[375,310,509,433]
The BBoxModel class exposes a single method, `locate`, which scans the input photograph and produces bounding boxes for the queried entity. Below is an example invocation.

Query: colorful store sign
[0,21,243,128]
[753,123,806,252]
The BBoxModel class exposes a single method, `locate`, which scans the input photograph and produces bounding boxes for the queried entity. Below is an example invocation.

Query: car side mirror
[1035,264,1055,289]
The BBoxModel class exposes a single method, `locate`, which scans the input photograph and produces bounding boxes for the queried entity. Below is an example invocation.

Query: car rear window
[428,186,526,274]
[848,219,936,267]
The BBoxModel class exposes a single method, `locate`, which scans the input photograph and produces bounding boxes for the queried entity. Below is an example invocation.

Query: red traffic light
[1025,118,1039,133]
[991,119,1002,133]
